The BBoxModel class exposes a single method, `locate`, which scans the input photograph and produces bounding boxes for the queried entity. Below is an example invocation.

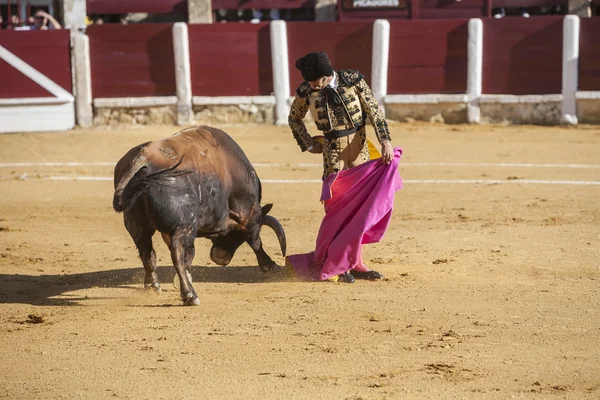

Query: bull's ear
[261,203,273,216]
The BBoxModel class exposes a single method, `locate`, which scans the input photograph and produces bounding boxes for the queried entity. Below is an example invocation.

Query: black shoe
[351,270,384,280]
[338,271,355,283]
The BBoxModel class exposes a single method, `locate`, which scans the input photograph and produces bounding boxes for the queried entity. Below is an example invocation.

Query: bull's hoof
[351,270,384,280]
[181,292,200,306]
[259,262,283,273]
[144,282,162,294]
[338,271,355,284]
[210,246,232,266]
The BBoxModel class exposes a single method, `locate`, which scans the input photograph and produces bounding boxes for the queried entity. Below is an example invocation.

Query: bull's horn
[262,215,287,257]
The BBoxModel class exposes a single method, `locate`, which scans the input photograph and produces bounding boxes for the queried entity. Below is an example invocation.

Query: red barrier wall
[482,17,562,95]
[0,30,72,99]
[387,19,468,94]
[579,19,600,91]
[188,23,272,96]
[88,24,176,98]
[287,22,372,94]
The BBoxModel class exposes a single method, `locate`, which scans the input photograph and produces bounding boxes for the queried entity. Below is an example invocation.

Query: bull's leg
[124,211,161,293]
[245,226,282,273]
[169,227,199,306]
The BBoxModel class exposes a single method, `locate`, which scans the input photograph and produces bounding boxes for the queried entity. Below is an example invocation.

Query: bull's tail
[113,158,189,213]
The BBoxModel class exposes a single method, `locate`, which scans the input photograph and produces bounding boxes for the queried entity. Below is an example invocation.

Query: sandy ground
[0,122,599,399]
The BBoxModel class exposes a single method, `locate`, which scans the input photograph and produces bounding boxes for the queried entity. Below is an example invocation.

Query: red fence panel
[287,22,373,94]
[0,30,72,99]
[88,24,176,98]
[482,17,562,95]
[579,18,600,92]
[189,23,272,97]
[387,19,468,94]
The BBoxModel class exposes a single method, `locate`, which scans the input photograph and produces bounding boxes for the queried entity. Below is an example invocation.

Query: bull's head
[209,204,286,270]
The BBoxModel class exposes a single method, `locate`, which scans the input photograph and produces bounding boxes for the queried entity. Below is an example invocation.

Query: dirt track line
[14,176,599,185]
[1,162,600,169]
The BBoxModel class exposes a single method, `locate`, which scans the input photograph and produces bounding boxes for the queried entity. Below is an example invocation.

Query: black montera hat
[295,52,334,81]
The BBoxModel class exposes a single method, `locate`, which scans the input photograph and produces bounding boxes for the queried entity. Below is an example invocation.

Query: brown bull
[113,126,286,305]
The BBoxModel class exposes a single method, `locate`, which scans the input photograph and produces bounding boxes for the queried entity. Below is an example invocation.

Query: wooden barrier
[482,17,563,95]
[188,23,273,97]
[0,30,72,99]
[286,21,373,94]
[387,19,468,94]
[87,24,176,98]
[579,18,600,91]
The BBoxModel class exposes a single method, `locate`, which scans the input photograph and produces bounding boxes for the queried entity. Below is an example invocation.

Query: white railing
[67,16,595,128]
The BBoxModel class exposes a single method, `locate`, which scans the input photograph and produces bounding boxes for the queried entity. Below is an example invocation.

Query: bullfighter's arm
[356,78,391,144]
[288,95,315,152]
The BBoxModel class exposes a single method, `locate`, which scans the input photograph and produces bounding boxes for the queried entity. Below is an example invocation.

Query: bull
[112,126,287,305]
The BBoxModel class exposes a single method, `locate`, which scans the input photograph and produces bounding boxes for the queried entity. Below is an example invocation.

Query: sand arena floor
[0,122,599,399]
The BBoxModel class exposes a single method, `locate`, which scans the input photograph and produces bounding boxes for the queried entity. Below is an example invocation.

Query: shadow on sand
[0,265,293,306]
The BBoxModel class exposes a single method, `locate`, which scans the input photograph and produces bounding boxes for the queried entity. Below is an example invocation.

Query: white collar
[328,73,338,89]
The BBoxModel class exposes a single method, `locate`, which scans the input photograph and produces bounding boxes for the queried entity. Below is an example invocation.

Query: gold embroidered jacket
[288,69,391,178]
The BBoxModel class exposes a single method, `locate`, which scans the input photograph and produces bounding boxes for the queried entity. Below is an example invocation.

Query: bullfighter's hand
[381,141,393,164]
[308,142,323,154]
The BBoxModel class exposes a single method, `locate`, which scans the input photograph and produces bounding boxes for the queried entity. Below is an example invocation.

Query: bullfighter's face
[309,75,333,91]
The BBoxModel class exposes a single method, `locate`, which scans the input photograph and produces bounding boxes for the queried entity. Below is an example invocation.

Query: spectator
[15,10,61,30]
[493,6,530,18]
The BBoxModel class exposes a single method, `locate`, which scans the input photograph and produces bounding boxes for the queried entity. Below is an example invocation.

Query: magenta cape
[286,147,403,281]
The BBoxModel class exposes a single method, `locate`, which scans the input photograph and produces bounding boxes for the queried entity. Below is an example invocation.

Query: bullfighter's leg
[245,225,281,273]
[123,210,161,293]
[169,227,199,306]
[351,247,384,280]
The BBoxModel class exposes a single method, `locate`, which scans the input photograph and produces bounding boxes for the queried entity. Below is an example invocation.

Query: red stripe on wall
[189,23,273,97]
[388,19,468,95]
[88,24,176,98]
[579,19,600,91]
[482,17,562,95]
[0,30,72,99]
[287,22,373,95]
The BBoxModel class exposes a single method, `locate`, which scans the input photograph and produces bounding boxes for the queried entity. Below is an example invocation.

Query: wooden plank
[579,19,600,91]
[388,20,468,94]
[0,30,72,99]
[482,17,562,95]
[189,23,272,97]
[287,22,373,93]
[88,24,176,98]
